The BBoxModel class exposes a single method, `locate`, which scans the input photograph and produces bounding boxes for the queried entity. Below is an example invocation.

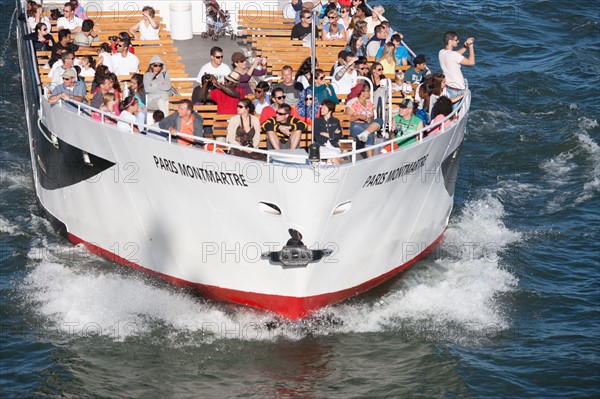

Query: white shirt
[438,49,466,90]
[196,62,231,82]
[56,16,83,31]
[27,16,51,32]
[48,62,76,90]
[117,110,138,132]
[111,52,140,75]
[331,65,357,95]
[139,19,160,40]
[98,51,114,73]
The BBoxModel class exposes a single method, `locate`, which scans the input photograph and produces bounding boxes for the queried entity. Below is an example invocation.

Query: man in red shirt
[207,71,244,114]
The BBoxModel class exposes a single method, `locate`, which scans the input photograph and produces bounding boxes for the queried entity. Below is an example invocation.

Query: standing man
[111,37,139,75]
[196,46,231,83]
[438,31,475,99]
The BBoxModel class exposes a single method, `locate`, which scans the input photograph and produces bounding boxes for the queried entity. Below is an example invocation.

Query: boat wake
[18,193,520,345]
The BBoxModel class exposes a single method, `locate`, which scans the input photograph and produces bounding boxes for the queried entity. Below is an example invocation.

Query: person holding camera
[227,98,261,156]
[438,31,475,100]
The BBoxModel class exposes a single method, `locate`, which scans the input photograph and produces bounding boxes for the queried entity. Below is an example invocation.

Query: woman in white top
[117,96,140,133]
[129,6,160,40]
[27,3,51,32]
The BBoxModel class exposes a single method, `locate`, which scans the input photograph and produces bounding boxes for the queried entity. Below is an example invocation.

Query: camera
[242,140,253,147]
[108,36,118,42]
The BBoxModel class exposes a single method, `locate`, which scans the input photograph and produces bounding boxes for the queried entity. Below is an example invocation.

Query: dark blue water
[1,0,599,397]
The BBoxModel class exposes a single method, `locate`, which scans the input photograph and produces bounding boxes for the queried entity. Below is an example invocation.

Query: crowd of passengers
[24,0,475,160]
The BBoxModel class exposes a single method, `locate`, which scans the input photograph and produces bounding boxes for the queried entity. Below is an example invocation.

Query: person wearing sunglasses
[253,81,271,115]
[48,68,86,105]
[227,98,261,155]
[259,87,286,125]
[144,55,170,116]
[56,2,83,33]
[313,68,339,104]
[24,22,54,51]
[110,36,139,76]
[321,11,346,41]
[261,104,307,151]
[439,31,475,101]
[196,46,231,84]
[291,9,314,40]
[291,88,320,126]
[230,52,267,96]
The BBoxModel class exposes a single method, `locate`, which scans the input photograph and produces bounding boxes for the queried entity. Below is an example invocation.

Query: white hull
[17,3,469,318]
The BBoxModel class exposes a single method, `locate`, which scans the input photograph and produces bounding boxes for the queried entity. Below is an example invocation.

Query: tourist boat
[16,1,470,319]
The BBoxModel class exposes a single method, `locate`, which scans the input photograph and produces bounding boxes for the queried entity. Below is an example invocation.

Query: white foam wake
[19,194,520,344]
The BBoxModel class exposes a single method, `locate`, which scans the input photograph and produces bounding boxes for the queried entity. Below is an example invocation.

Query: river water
[1,0,599,397]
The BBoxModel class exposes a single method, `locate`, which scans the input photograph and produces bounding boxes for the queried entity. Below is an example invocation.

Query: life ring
[380,142,398,154]
[204,143,225,154]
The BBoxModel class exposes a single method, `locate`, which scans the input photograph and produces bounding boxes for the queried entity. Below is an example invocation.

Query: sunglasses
[62,77,73,80]
[116,44,124,48]
[237,104,246,109]
[254,89,263,93]
[276,111,288,116]
[152,63,162,67]
[305,97,313,101]
[317,76,325,80]
[329,15,338,19]
[341,9,348,13]
[213,55,223,59]
[375,68,383,71]
[275,95,285,100]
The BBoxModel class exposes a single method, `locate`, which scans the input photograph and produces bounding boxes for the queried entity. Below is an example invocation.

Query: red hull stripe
[67,231,445,319]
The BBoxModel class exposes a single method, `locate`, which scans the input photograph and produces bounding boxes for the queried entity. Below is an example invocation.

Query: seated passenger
[26,4,51,33]
[206,71,244,114]
[291,89,320,126]
[143,55,170,116]
[366,24,387,57]
[314,99,343,164]
[96,42,114,72]
[196,46,231,83]
[377,42,397,75]
[331,53,359,95]
[56,2,83,33]
[272,65,304,106]
[191,73,216,106]
[291,9,314,40]
[111,36,139,76]
[261,103,307,150]
[73,19,98,46]
[295,57,316,90]
[97,92,118,124]
[393,99,423,147]
[428,96,454,136]
[158,100,204,146]
[48,51,76,90]
[321,10,346,41]
[78,55,96,78]
[70,0,88,20]
[313,68,339,104]
[128,6,160,40]
[227,98,261,157]
[391,71,405,93]
[230,52,267,96]
[47,69,86,104]
[345,33,365,57]
[345,84,383,158]
[49,29,79,67]
[24,23,54,51]
[117,96,140,133]
[404,54,431,84]
[259,87,287,124]
[253,81,271,115]
[90,75,114,109]
[127,73,147,125]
